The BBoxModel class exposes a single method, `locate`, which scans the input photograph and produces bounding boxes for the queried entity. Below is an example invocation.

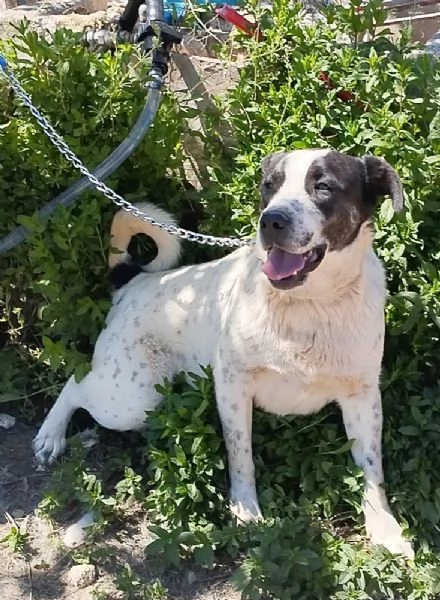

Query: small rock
[67,563,96,589]
[0,413,16,429]
[76,427,99,449]
[426,30,440,58]
[11,508,25,519]
[186,570,197,585]
[37,0,88,16]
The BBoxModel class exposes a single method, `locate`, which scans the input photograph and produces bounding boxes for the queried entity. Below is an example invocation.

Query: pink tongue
[262,247,306,281]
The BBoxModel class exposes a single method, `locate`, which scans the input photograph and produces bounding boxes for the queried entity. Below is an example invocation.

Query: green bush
[213,0,440,390]
[0,24,205,407]
[2,0,440,597]
[208,0,440,554]
[145,0,440,595]
[140,370,440,598]
[40,368,440,598]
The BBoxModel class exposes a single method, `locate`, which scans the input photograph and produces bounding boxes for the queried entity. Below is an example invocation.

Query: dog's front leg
[214,368,262,524]
[339,389,414,558]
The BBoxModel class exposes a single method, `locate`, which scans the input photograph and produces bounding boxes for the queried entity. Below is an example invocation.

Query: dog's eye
[262,180,273,192]
[315,181,332,192]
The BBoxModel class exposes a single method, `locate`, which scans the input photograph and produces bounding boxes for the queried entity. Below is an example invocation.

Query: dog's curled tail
[108,202,181,288]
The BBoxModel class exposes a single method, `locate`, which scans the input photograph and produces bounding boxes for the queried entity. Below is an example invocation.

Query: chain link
[0,57,253,249]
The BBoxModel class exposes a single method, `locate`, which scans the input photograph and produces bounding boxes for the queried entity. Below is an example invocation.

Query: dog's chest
[251,368,370,416]
[243,307,382,416]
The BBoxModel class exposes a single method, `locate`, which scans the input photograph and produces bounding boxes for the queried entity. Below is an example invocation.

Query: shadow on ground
[0,419,241,600]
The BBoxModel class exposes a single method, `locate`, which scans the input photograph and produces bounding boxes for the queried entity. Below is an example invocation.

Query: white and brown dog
[33,148,413,557]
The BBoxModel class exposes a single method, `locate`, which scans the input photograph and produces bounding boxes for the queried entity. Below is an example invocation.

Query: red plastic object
[215,5,263,41]
[216,6,363,110]
[319,72,366,110]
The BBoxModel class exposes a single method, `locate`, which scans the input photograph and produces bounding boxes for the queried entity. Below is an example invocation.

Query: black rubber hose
[118,0,145,32]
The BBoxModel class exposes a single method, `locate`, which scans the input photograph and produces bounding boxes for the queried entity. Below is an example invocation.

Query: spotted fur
[33,149,412,557]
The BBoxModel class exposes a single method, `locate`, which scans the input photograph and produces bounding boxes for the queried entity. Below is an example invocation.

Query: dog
[33,148,413,558]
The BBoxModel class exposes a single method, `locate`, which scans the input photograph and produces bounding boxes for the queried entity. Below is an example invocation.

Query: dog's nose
[260,210,290,232]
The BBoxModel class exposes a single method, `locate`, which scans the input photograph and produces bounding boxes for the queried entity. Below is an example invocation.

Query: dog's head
[257,148,404,292]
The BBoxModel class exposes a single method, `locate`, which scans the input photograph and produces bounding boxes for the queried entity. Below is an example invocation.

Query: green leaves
[144,369,228,530]
[114,565,168,599]
[2,1,440,597]
[0,512,29,554]
[0,24,193,398]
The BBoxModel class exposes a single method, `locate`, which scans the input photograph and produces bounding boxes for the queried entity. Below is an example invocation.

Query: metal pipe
[385,10,440,23]
[382,0,439,9]
[148,0,165,22]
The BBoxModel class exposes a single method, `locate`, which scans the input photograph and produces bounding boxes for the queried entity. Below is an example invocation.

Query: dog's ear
[261,151,287,176]
[362,155,405,213]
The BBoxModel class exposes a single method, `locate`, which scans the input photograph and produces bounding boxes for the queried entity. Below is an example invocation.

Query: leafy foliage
[40,369,440,598]
[0,24,199,404]
[0,512,29,553]
[2,0,440,598]
[113,565,168,600]
[144,368,229,530]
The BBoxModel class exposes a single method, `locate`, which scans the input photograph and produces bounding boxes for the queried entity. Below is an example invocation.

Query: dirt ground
[0,418,241,600]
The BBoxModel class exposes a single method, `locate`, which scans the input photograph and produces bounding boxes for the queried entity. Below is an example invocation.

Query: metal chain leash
[0,56,253,249]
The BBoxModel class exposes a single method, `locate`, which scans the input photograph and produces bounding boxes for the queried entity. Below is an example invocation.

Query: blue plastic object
[0,55,8,70]
[163,0,239,24]
[163,0,185,22]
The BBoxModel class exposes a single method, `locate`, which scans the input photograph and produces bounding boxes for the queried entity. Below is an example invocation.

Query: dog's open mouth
[261,244,327,288]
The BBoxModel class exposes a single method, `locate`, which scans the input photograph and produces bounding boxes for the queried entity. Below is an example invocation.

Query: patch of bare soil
[0,420,241,600]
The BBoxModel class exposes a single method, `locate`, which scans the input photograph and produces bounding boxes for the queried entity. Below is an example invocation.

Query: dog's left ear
[362,155,405,213]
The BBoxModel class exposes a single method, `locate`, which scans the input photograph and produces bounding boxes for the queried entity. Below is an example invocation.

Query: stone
[426,29,440,57]
[0,414,16,429]
[67,563,97,589]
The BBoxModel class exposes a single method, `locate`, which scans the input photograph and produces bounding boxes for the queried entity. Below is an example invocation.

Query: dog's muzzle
[259,209,326,290]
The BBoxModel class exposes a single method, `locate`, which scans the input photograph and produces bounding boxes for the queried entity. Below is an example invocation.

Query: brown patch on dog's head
[304,151,404,251]
[257,148,404,291]
[362,154,404,211]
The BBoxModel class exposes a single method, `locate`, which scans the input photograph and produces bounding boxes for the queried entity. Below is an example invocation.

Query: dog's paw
[366,509,414,559]
[376,534,414,560]
[230,495,263,525]
[63,512,95,548]
[33,427,66,467]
